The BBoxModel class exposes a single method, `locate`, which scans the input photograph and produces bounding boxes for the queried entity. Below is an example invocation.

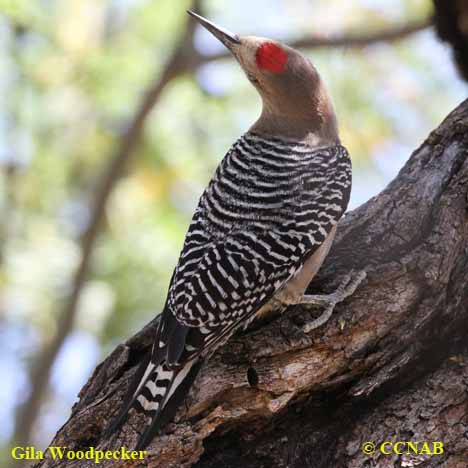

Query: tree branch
[36,99,468,467]
[192,18,433,66]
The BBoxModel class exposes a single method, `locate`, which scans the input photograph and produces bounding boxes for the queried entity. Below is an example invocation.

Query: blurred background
[0,0,465,463]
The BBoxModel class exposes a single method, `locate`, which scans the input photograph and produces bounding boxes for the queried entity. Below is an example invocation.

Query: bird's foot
[294,270,367,333]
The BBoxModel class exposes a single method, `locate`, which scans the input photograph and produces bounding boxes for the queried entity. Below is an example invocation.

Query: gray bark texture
[36,99,468,467]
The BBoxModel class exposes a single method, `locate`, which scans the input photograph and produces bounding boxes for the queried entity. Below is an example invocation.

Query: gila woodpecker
[106,11,366,450]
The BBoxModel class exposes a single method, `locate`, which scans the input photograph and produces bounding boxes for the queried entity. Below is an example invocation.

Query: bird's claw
[298,269,367,333]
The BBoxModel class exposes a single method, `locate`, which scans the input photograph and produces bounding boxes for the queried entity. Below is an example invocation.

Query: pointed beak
[187,11,240,50]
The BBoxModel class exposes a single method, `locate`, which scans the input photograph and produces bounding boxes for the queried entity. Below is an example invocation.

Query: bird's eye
[247,72,259,84]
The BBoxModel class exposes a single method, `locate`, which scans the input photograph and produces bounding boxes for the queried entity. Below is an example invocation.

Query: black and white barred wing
[169,140,352,347]
[172,228,312,333]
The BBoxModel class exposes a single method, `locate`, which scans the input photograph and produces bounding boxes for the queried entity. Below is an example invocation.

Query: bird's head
[188,11,339,145]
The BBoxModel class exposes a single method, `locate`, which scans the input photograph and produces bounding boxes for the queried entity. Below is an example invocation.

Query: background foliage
[0,0,465,460]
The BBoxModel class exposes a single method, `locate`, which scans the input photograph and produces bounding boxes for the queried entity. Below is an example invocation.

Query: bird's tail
[105,350,202,450]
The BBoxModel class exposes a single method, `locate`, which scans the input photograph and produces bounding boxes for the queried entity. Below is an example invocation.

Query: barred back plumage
[170,132,351,332]
[106,132,352,450]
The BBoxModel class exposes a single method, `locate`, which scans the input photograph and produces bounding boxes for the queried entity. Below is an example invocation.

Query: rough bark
[36,100,468,467]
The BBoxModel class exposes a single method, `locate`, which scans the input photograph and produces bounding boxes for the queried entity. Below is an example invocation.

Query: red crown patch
[255,42,288,73]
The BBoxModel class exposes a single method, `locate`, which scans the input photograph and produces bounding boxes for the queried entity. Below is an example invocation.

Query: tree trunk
[35,99,468,468]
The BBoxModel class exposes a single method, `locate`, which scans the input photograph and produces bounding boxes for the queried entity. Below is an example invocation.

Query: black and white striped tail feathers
[105,309,202,450]
[132,357,202,450]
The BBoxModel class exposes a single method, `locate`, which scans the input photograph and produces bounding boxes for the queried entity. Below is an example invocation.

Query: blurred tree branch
[193,17,432,65]
[11,6,434,458]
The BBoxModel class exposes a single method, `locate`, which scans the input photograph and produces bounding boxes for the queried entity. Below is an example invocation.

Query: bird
[106,10,366,450]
